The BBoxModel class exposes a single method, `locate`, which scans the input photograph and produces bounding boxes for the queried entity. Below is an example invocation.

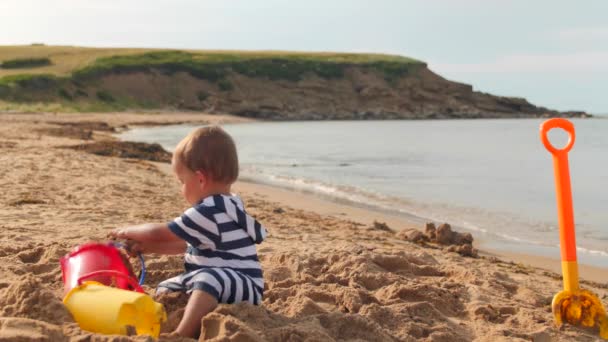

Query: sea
[118,118,608,268]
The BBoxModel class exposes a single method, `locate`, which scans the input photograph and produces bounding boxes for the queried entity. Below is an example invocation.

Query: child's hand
[108,227,130,240]
[106,223,179,255]
[123,239,144,257]
[108,227,144,256]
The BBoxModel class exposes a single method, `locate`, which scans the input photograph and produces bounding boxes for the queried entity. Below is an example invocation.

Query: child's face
[172,158,206,205]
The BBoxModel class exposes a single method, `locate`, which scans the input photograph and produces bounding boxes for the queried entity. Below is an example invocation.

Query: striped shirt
[167,194,267,293]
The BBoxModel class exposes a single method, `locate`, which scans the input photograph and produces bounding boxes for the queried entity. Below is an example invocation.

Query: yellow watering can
[63,281,166,337]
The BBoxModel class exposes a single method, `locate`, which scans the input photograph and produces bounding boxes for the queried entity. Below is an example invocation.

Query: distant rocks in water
[398,222,478,258]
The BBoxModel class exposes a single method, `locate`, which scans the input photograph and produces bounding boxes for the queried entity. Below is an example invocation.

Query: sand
[1,112,607,341]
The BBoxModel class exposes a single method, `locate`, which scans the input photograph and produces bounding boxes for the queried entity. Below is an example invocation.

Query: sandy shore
[234,181,608,284]
[1,112,607,341]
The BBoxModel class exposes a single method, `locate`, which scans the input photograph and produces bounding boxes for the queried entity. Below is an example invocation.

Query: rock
[400,221,477,256]
[457,244,478,258]
[5,63,589,119]
[453,232,473,245]
[409,230,428,243]
[448,244,478,258]
[434,223,474,246]
[435,223,453,245]
[425,222,436,240]
[396,229,428,243]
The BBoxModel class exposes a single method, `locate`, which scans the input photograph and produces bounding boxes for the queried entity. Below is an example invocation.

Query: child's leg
[174,290,219,338]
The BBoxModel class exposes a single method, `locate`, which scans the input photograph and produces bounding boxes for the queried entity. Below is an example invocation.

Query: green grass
[72,50,423,83]
[0,45,157,78]
[217,79,233,91]
[0,45,426,110]
[0,45,423,81]
[57,88,73,100]
[0,73,61,87]
[1,57,51,69]
[95,90,115,102]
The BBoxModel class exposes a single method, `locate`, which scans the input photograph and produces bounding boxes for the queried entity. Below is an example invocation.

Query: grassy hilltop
[0,45,421,78]
[0,45,585,119]
[0,45,424,113]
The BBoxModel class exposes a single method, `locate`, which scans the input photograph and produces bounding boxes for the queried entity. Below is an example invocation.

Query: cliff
[0,47,589,119]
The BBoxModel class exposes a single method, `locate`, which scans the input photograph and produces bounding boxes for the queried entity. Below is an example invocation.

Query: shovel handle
[540,118,579,291]
[540,118,575,155]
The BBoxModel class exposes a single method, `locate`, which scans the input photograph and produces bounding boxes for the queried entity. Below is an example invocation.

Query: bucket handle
[109,242,146,286]
[78,270,144,293]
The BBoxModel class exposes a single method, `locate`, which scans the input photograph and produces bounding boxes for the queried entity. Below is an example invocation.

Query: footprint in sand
[472,304,518,324]
[26,263,59,276]
[16,247,44,264]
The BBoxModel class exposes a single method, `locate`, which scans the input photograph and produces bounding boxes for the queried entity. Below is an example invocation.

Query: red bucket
[60,242,144,294]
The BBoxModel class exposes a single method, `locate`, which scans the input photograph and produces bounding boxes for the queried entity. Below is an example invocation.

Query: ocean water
[118,118,608,267]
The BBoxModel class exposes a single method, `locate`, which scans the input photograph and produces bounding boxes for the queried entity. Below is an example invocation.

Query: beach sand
[1,112,607,341]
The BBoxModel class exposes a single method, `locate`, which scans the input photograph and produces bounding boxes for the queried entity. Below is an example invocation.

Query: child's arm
[109,223,181,242]
[135,240,186,255]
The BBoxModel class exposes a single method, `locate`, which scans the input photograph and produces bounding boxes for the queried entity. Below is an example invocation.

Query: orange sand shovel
[540,118,608,338]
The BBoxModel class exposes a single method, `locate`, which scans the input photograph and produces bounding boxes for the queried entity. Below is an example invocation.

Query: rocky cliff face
[96,65,586,119]
[2,63,588,119]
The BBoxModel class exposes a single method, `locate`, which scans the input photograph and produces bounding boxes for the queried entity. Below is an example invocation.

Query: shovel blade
[552,289,608,338]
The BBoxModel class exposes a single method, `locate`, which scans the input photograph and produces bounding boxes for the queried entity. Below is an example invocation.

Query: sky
[1,0,606,114]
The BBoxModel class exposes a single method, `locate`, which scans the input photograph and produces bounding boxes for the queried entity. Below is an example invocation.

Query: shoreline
[230,177,608,284]
[141,120,608,284]
[123,118,608,278]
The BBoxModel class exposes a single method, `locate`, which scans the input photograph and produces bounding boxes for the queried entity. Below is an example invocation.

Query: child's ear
[195,170,207,185]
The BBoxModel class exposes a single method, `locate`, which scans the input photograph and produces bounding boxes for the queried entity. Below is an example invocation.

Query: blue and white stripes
[158,194,267,305]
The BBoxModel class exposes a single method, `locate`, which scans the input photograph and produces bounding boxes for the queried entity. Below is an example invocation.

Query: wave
[240,168,608,261]
[241,170,413,212]
[577,246,608,258]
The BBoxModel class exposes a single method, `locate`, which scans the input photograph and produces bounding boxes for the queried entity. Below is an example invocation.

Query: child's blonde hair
[173,126,239,184]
